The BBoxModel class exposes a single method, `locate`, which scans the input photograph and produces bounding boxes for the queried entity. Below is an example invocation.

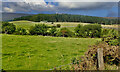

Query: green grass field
[10,21,83,28]
[9,21,41,30]
[2,34,101,70]
[10,20,118,33]
[2,20,118,70]
[10,20,90,32]
[4,20,118,70]
[10,20,118,28]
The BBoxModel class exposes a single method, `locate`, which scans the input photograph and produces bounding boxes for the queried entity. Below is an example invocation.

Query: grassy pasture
[2,34,101,70]
[54,22,90,26]
[10,20,118,32]
[9,20,93,32]
[9,21,90,31]
[9,20,40,30]
[2,20,118,70]
[3,20,118,70]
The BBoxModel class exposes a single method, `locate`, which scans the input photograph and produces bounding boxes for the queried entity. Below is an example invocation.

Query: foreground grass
[2,34,101,70]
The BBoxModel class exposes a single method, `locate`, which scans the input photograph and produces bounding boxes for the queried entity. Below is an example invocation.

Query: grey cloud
[2,2,56,13]
[56,2,118,11]
[2,1,118,17]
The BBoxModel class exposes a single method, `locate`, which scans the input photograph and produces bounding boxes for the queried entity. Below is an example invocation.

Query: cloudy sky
[2,0,119,17]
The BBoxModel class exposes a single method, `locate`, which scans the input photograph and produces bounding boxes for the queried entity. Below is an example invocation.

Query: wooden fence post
[97,48,104,70]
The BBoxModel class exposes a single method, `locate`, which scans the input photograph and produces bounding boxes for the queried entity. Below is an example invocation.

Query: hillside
[10,20,118,31]
[13,14,118,25]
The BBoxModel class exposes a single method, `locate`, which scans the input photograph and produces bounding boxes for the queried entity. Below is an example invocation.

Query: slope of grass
[9,21,90,30]
[9,20,40,30]
[9,20,90,33]
[10,20,118,30]
[2,34,101,70]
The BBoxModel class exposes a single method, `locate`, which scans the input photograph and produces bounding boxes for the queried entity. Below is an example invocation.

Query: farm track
[102,26,118,30]
[62,26,119,30]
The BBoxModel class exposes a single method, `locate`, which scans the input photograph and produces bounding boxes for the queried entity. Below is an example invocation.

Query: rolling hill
[13,14,118,25]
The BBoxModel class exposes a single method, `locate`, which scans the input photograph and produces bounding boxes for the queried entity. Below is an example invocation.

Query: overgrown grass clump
[70,42,119,70]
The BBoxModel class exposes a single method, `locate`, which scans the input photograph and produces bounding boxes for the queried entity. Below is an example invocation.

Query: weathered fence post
[97,48,104,70]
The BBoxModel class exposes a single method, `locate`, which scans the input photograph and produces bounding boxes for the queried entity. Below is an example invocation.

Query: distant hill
[13,14,118,25]
[2,13,33,21]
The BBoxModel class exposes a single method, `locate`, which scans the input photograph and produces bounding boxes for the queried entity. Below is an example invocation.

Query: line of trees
[13,14,118,25]
[2,22,118,38]
[2,22,16,34]
[2,22,27,35]
[75,24,102,38]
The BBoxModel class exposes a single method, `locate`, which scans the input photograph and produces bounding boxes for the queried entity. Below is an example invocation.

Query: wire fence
[49,63,73,70]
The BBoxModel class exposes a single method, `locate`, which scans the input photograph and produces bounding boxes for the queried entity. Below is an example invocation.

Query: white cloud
[4,7,14,12]
[2,0,56,13]
[24,0,46,6]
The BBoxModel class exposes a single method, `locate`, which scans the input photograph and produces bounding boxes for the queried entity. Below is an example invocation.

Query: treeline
[2,22,118,38]
[13,14,118,25]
